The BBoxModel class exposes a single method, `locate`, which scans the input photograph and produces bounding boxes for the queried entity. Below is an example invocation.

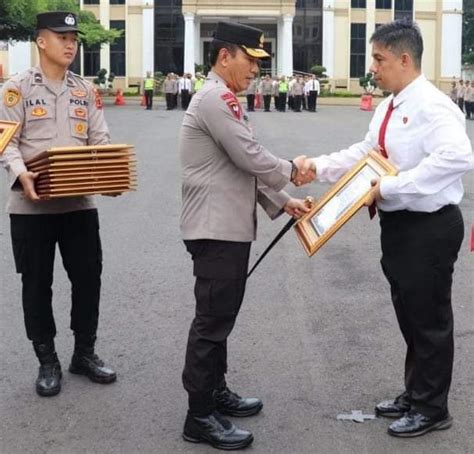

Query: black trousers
[183,240,251,415]
[379,205,463,418]
[293,95,302,112]
[246,94,255,111]
[144,89,153,109]
[457,98,464,112]
[308,91,318,111]
[263,95,271,112]
[465,101,471,119]
[288,95,293,110]
[10,209,102,343]
[165,93,174,110]
[181,89,190,110]
[278,92,287,111]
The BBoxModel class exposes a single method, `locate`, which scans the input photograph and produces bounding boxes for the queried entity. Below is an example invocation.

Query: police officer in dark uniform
[0,12,116,397]
[179,22,315,450]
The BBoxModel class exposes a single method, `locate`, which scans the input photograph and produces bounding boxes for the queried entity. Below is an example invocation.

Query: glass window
[110,0,126,4]
[154,0,184,74]
[350,23,366,77]
[376,0,391,8]
[293,1,323,73]
[84,43,101,77]
[395,0,413,20]
[110,20,125,76]
[83,0,100,4]
[351,0,367,8]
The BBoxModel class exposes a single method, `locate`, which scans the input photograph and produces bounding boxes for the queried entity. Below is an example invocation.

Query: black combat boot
[68,334,116,384]
[33,340,62,397]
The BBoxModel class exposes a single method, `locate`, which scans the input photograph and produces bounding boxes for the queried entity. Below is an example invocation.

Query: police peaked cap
[213,22,270,59]
[36,11,80,33]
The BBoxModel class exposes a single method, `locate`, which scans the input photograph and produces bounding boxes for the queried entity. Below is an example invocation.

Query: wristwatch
[289,160,298,182]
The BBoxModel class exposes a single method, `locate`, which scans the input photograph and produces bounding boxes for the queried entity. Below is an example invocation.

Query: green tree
[463,0,474,65]
[0,0,122,47]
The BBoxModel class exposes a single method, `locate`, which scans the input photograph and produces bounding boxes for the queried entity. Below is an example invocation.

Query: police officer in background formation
[245,77,257,112]
[179,21,315,450]
[0,12,116,397]
[143,71,155,110]
[302,20,473,438]
[163,73,178,110]
[259,74,273,112]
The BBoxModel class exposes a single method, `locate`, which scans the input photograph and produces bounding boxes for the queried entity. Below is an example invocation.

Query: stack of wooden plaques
[25,144,136,199]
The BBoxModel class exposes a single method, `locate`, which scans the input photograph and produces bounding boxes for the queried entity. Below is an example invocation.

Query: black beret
[213,22,270,59]
[36,11,80,33]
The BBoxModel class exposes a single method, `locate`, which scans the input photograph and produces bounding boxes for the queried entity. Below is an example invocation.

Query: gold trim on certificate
[0,121,20,155]
[294,150,398,256]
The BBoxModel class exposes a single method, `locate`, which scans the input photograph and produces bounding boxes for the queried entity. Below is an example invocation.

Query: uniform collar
[32,66,75,91]
[207,71,231,90]
[392,74,425,109]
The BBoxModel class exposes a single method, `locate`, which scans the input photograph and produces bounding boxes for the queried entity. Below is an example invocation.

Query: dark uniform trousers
[263,95,271,112]
[144,89,154,109]
[183,239,251,415]
[165,93,175,110]
[379,204,463,418]
[246,94,255,112]
[181,89,190,110]
[308,91,318,111]
[293,95,302,112]
[10,209,102,343]
[278,92,287,112]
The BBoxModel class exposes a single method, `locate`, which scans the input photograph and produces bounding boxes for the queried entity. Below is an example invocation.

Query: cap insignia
[65,14,76,26]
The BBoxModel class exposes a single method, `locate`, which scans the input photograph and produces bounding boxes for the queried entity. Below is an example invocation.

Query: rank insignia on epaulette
[4,89,21,107]
[93,88,103,109]
[31,107,47,117]
[34,73,43,84]
[221,92,242,120]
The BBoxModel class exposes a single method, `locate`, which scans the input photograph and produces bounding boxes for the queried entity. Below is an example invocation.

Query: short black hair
[209,40,239,67]
[370,20,423,69]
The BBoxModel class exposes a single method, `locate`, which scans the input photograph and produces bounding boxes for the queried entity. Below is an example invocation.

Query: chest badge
[403,116,408,124]
[4,89,21,108]
[75,122,87,135]
[71,89,87,98]
[74,107,87,119]
[31,107,47,117]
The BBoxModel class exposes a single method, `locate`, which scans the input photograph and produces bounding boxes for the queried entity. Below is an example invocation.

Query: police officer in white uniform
[0,12,116,397]
[179,21,315,450]
[303,20,473,439]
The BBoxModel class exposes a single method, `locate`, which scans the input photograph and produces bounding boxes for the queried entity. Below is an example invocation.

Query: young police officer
[179,22,315,450]
[0,12,116,397]
[302,20,473,438]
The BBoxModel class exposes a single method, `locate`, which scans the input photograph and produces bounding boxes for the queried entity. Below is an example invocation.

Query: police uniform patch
[221,92,242,120]
[93,88,103,109]
[31,107,47,117]
[4,89,21,108]
[71,89,87,98]
[75,122,87,135]
[74,107,87,118]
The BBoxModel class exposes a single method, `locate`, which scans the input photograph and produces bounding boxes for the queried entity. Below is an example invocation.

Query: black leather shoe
[183,411,253,450]
[388,410,453,438]
[376,392,411,418]
[69,353,116,384]
[214,387,263,417]
[36,362,62,397]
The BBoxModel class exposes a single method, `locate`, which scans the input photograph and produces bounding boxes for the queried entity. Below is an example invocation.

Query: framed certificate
[294,150,398,256]
[0,121,20,155]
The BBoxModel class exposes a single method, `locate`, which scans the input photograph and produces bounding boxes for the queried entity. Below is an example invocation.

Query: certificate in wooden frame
[0,121,19,155]
[294,150,398,256]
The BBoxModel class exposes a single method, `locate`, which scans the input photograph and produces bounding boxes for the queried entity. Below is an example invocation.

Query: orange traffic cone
[114,89,125,106]
[140,94,146,107]
[360,94,373,111]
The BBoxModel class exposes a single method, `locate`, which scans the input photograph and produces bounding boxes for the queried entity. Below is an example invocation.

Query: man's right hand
[18,171,40,201]
[291,155,317,186]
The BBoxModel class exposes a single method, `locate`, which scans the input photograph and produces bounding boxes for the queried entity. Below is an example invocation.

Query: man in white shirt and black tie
[305,75,320,112]
[298,20,473,438]
[179,73,192,110]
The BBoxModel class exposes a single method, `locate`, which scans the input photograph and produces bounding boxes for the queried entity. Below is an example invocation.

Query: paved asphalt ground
[0,102,473,454]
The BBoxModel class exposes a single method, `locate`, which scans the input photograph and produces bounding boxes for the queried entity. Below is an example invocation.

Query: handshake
[290,155,317,186]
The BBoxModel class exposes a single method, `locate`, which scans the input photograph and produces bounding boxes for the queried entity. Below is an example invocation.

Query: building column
[277,17,284,76]
[441,0,462,78]
[142,0,154,76]
[183,12,195,75]
[99,0,110,74]
[281,14,294,77]
[322,0,335,78]
[194,17,201,66]
[365,0,375,74]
